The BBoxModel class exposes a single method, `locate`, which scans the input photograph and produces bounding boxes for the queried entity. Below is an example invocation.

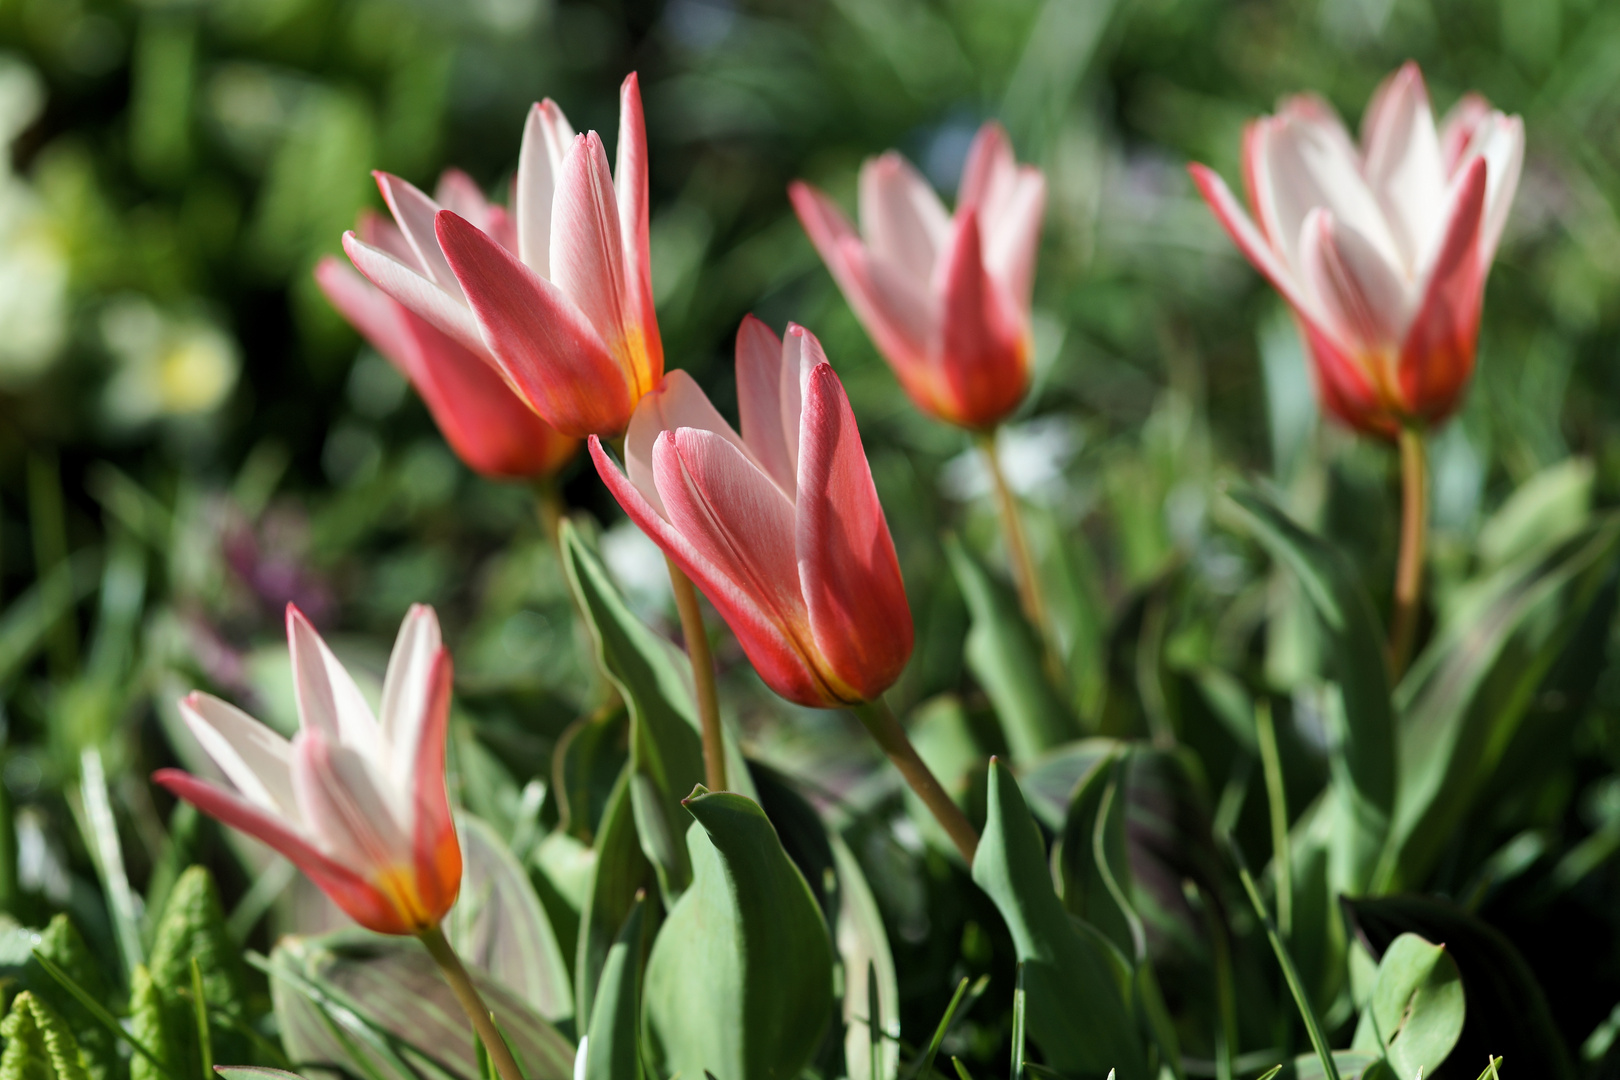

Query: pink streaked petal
[1189,164,1320,323]
[1299,207,1411,354]
[286,605,382,760]
[1300,317,1397,438]
[794,351,912,703]
[1257,112,1402,272]
[1440,93,1492,173]
[1360,63,1446,272]
[614,72,662,389]
[434,169,494,226]
[958,121,1018,212]
[858,151,949,283]
[342,231,485,355]
[435,209,633,438]
[625,369,748,515]
[552,133,634,359]
[314,257,418,381]
[735,315,797,497]
[178,691,296,816]
[1400,157,1487,424]
[590,437,833,706]
[293,729,413,872]
[410,648,460,924]
[380,604,443,794]
[844,239,934,365]
[153,769,412,935]
[375,172,465,300]
[1463,112,1523,267]
[933,209,1029,429]
[516,100,578,276]
[980,168,1045,313]
[357,210,420,269]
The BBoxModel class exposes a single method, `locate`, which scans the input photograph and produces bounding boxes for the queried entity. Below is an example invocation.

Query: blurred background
[3,0,1620,1068]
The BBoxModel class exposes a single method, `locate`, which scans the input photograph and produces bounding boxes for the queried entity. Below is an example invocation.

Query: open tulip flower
[316,185,577,480]
[341,73,660,439]
[590,318,913,709]
[154,604,460,936]
[790,121,1045,430]
[1190,62,1523,438]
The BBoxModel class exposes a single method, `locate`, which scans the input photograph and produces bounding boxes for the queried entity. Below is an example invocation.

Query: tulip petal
[315,257,416,378]
[958,121,1017,212]
[380,604,443,795]
[434,169,491,224]
[934,208,1029,428]
[735,315,798,497]
[375,172,466,300]
[152,769,409,934]
[1360,62,1447,272]
[615,73,662,388]
[859,151,950,283]
[292,729,413,872]
[981,169,1045,313]
[625,369,749,515]
[517,99,577,275]
[551,133,642,379]
[1298,207,1412,356]
[410,647,461,923]
[795,353,912,703]
[1460,112,1523,267]
[357,210,421,269]
[342,231,486,355]
[178,692,297,817]
[286,605,383,760]
[1399,157,1487,424]
[435,209,633,437]
[590,438,833,706]
[1188,164,1321,323]
[1439,93,1492,173]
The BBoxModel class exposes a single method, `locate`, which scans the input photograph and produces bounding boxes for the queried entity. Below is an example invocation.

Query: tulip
[316,181,578,480]
[790,121,1045,431]
[1189,61,1522,438]
[341,73,661,438]
[154,604,459,936]
[592,318,912,708]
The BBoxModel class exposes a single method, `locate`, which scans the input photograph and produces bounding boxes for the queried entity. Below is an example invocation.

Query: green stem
[978,433,1061,682]
[851,697,978,863]
[666,558,728,792]
[1254,699,1291,941]
[417,924,526,1080]
[1388,426,1428,678]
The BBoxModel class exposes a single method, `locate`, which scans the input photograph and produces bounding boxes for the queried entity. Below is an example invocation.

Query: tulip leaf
[1343,894,1571,1080]
[145,866,249,1075]
[832,832,899,1080]
[575,766,653,1034]
[972,759,1148,1080]
[642,789,834,1080]
[447,814,574,1024]
[1,991,89,1080]
[945,537,1076,764]
[583,894,647,1080]
[1350,933,1465,1080]
[1220,486,1394,893]
[1054,749,1133,956]
[129,966,177,1080]
[28,917,116,1080]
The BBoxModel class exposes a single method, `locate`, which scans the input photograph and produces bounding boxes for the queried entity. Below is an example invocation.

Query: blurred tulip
[790,121,1045,430]
[341,74,661,438]
[155,604,460,936]
[591,318,913,708]
[317,191,577,480]
[1190,62,1523,438]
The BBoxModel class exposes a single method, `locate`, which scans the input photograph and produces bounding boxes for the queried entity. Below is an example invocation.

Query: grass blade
[76,746,144,982]
[31,950,180,1080]
[907,975,988,1080]
[192,957,214,1079]
[1254,700,1292,940]
[1010,964,1026,1080]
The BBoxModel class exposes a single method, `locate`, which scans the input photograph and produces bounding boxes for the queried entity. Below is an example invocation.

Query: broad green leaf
[447,814,573,1024]
[216,1071,309,1080]
[1221,487,1394,893]
[1273,1051,1378,1080]
[971,759,1147,1080]
[945,537,1076,763]
[832,833,899,1080]
[267,934,575,1080]
[1054,749,1133,956]
[1383,515,1620,888]
[1350,934,1464,1080]
[583,895,646,1080]
[553,708,630,843]
[146,866,249,1075]
[1475,458,1592,571]
[642,789,834,1080]
[1343,895,1572,1080]
[0,992,89,1080]
[575,766,653,1034]
[129,966,175,1080]
[1017,739,1124,830]
[29,917,116,1080]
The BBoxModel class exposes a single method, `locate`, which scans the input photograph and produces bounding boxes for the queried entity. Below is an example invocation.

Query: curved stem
[666,558,727,792]
[979,433,1061,682]
[1388,426,1428,679]
[418,924,526,1080]
[851,697,978,863]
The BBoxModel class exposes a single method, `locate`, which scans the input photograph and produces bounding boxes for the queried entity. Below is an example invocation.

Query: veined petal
[735,316,797,497]
[342,231,485,355]
[178,692,296,817]
[436,209,634,437]
[380,604,443,796]
[152,769,412,934]
[517,99,578,276]
[357,210,420,269]
[375,172,466,301]
[859,152,950,284]
[625,370,748,515]
[615,72,662,391]
[410,647,460,925]
[590,437,834,706]
[1360,62,1447,272]
[1298,207,1412,356]
[434,169,492,226]
[1399,157,1487,424]
[292,729,413,876]
[794,350,912,703]
[286,605,382,760]
[932,208,1029,428]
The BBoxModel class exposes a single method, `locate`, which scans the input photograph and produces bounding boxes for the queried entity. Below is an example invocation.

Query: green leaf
[583,894,647,1080]
[129,966,176,1080]
[1220,486,1394,893]
[148,867,245,1015]
[642,789,834,1080]
[1350,934,1465,1080]
[28,917,116,1080]
[832,833,899,1080]
[945,537,1076,763]
[1475,458,1592,570]
[1054,749,1133,957]
[1,993,89,1080]
[575,766,653,1035]
[971,759,1147,1080]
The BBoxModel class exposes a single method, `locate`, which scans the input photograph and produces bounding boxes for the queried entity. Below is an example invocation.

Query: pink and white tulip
[591,319,913,708]
[341,74,661,439]
[791,122,1045,430]
[317,181,577,480]
[154,605,460,936]
[1190,62,1523,437]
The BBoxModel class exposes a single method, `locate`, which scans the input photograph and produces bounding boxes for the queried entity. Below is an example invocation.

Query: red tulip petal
[624,369,748,515]
[286,604,381,758]
[615,73,662,389]
[343,231,485,355]
[933,208,1029,428]
[375,172,465,300]
[959,121,1016,211]
[735,315,797,496]
[410,646,460,924]
[1399,157,1487,425]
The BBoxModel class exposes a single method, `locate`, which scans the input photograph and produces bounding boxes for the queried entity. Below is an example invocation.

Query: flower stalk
[851,697,978,864]
[1388,426,1428,678]
[666,556,727,791]
[980,432,1060,682]
[418,923,527,1080]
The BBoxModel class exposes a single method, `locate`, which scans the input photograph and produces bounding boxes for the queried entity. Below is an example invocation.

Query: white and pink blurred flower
[340,74,660,439]
[1190,62,1523,437]
[791,122,1045,430]
[155,605,460,936]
